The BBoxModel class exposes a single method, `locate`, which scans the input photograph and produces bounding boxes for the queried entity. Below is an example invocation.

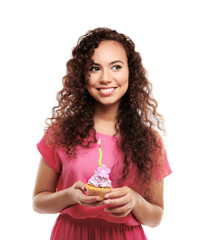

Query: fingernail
[104,194,109,198]
[104,200,110,205]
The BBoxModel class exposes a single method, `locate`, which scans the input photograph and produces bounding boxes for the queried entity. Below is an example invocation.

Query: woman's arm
[103,180,164,228]
[33,157,103,214]
[132,180,164,227]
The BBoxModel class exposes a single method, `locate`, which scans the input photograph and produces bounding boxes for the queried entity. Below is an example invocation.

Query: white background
[0,0,208,239]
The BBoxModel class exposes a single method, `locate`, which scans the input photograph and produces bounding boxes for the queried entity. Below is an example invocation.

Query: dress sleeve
[37,134,62,173]
[152,135,172,182]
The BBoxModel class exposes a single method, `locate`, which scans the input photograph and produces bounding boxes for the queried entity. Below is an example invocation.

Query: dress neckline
[96,131,121,138]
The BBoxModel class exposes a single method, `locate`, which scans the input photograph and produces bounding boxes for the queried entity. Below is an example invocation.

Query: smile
[97,87,117,96]
[98,87,116,92]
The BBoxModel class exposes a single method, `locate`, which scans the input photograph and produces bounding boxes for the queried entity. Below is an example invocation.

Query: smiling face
[86,40,129,109]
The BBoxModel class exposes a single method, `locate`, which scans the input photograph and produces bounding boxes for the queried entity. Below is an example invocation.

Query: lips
[98,87,115,92]
[96,87,117,96]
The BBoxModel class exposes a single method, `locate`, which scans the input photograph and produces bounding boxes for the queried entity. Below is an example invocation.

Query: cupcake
[86,164,112,200]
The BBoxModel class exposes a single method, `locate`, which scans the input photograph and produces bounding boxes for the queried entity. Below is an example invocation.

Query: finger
[80,195,101,204]
[105,205,126,213]
[104,187,128,199]
[82,185,87,191]
[103,194,129,206]
[74,181,86,190]
[105,204,131,214]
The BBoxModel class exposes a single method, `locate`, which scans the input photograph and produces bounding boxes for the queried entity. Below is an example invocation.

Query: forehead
[91,40,127,62]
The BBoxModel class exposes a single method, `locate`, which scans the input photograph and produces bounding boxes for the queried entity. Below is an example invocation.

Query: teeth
[99,88,115,92]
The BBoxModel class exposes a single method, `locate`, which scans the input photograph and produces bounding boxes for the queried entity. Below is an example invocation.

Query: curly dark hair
[46,27,165,184]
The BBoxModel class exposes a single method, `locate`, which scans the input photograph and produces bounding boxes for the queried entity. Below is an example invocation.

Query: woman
[33,27,172,239]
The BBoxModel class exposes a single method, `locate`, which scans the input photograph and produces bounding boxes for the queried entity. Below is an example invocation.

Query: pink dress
[37,131,172,240]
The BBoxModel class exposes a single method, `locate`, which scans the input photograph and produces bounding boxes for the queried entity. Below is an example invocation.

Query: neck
[93,103,120,136]
[94,103,119,122]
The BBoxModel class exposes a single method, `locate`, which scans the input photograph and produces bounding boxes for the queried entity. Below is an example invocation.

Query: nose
[100,68,112,84]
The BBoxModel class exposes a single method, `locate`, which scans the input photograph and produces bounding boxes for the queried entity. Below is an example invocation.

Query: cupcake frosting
[88,164,111,188]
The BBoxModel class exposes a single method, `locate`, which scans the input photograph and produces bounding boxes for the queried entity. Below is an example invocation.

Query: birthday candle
[98,138,102,167]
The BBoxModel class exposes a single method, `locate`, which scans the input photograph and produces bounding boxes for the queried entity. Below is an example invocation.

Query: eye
[90,66,100,72]
[112,65,122,70]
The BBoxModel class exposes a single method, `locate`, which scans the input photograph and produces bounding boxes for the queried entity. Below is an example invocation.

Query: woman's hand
[69,181,104,208]
[33,158,105,213]
[103,186,138,218]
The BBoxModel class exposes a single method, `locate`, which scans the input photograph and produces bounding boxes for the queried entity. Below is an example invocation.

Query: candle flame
[98,138,101,147]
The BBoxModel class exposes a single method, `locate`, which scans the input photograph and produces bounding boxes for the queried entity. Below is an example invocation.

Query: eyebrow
[92,60,124,66]
[110,60,124,65]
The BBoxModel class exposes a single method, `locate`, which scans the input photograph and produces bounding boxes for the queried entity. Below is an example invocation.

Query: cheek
[86,77,97,96]
[124,81,129,93]
[121,75,129,94]
[120,72,129,87]
[86,75,97,88]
